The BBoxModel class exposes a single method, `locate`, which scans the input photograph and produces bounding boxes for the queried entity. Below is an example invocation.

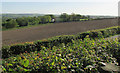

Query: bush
[10,44,26,54]
[2,46,11,58]
[5,19,18,29]
[16,17,28,27]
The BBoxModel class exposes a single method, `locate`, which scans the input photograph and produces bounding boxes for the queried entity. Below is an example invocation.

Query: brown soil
[2,18,118,45]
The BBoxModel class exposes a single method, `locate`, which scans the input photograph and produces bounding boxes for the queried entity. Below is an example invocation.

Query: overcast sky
[2,0,120,16]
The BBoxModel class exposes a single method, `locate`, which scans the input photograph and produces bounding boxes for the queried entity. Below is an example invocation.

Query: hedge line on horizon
[2,26,120,59]
[2,13,90,29]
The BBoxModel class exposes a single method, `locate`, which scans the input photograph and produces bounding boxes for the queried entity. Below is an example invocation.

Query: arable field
[2,18,118,45]
[2,24,120,72]
[2,26,120,72]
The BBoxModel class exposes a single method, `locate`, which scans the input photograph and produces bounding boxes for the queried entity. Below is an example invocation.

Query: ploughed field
[2,18,118,45]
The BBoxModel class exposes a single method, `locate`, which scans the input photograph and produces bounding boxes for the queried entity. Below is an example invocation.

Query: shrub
[10,44,26,54]
[5,19,18,29]
[16,17,28,27]
[2,46,11,58]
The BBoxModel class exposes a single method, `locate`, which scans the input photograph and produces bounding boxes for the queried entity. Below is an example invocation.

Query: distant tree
[45,14,55,19]
[16,17,28,27]
[60,13,70,22]
[76,14,81,21]
[81,15,86,19]
[46,16,52,23]
[41,16,52,23]
[2,21,7,27]
[6,18,12,22]
[41,16,46,24]
[27,17,40,25]
[37,16,42,24]
[2,17,11,22]
[69,13,76,21]
[35,17,41,24]
[5,19,18,29]
[69,13,82,21]
[27,17,33,22]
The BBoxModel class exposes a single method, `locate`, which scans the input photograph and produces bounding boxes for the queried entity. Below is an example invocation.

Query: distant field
[2,18,118,45]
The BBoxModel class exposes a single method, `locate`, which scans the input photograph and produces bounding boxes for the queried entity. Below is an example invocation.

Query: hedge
[1,26,120,58]
[2,37,120,72]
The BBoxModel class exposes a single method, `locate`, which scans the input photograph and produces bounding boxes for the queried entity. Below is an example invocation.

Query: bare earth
[2,18,118,45]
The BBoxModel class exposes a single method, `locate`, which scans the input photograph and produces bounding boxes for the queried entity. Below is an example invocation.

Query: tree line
[60,13,89,22]
[2,13,90,29]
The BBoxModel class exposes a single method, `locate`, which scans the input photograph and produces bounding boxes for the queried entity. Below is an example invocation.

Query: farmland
[2,25,120,72]
[2,18,118,45]
[1,17,120,73]
[1,1,120,72]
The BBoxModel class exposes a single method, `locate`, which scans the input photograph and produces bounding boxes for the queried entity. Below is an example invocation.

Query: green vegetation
[1,26,120,72]
[60,13,89,22]
[80,19,89,21]
[2,13,90,30]
[2,33,120,72]
[3,19,18,29]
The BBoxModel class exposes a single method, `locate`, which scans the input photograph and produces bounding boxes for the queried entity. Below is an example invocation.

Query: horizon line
[1,13,118,16]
